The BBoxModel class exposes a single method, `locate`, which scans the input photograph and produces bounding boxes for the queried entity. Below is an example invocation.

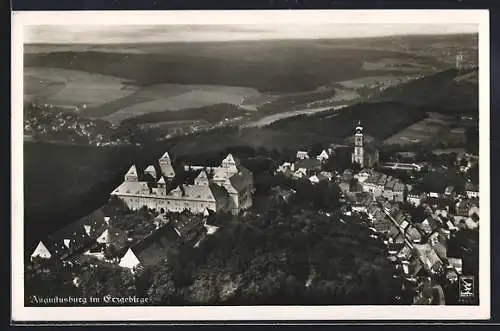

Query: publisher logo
[459,276,474,299]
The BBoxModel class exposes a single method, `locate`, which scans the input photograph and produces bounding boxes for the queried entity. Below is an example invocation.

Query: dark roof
[129,225,180,266]
[465,182,479,191]
[170,214,206,241]
[209,183,231,212]
[406,226,422,242]
[294,158,322,170]
[229,165,253,192]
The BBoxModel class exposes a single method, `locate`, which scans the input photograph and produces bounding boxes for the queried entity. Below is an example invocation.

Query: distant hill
[375,68,478,112]
[24,39,445,93]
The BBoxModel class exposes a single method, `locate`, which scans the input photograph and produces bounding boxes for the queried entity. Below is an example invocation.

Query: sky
[24,24,478,44]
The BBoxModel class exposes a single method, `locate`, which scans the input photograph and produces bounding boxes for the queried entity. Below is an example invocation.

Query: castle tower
[124,165,138,182]
[352,121,365,167]
[159,151,175,179]
[221,154,239,177]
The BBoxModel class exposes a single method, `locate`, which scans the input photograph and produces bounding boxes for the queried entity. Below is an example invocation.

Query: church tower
[352,121,365,167]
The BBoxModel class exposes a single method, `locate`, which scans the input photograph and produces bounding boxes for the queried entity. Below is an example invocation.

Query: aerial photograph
[22,19,480,307]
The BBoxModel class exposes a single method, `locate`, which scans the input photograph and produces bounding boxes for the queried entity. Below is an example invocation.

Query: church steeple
[352,121,365,167]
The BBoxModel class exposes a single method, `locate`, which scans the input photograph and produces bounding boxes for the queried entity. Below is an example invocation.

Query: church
[351,122,380,168]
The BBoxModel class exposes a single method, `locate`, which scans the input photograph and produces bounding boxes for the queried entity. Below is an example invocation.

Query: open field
[383,113,467,146]
[24,67,137,109]
[104,84,261,124]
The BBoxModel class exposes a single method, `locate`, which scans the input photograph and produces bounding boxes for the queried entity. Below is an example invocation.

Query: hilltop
[375,68,478,112]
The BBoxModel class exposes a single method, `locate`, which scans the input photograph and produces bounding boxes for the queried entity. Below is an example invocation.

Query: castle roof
[160,151,172,160]
[158,177,166,184]
[222,153,237,165]
[125,165,138,177]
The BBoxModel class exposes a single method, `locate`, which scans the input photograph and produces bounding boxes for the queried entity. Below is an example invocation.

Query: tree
[147,264,178,305]
[78,262,137,301]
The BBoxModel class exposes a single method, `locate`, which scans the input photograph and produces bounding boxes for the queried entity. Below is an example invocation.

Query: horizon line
[24,32,479,46]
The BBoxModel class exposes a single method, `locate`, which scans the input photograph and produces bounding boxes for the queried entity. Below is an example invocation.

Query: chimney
[104,217,110,226]
[84,225,91,236]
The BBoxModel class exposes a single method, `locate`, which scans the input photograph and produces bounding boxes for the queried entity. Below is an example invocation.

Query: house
[456,198,479,217]
[170,213,207,246]
[309,173,329,185]
[447,257,463,275]
[429,231,447,260]
[119,223,181,273]
[30,209,109,263]
[319,171,333,181]
[414,243,444,275]
[407,192,426,207]
[444,186,455,196]
[277,162,295,174]
[316,150,330,162]
[294,159,322,173]
[339,181,351,194]
[293,168,308,179]
[465,182,479,199]
[397,244,413,261]
[401,254,424,281]
[418,217,440,235]
[296,151,310,160]
[352,204,367,213]
[405,225,423,244]
[354,168,373,183]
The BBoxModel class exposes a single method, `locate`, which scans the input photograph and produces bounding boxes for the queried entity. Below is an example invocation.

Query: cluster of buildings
[111,152,254,216]
[24,106,130,146]
[347,192,468,304]
[353,168,408,202]
[30,205,220,274]
[31,151,254,273]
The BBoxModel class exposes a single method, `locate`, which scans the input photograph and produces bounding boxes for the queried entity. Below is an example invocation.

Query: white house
[277,162,294,174]
[465,183,479,199]
[293,168,308,179]
[316,150,330,162]
[296,151,310,160]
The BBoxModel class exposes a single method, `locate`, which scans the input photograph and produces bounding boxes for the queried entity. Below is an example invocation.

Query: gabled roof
[96,227,128,249]
[229,164,253,192]
[294,158,322,170]
[158,176,166,184]
[160,151,172,160]
[406,225,422,242]
[145,165,156,175]
[125,165,138,178]
[414,243,443,272]
[126,225,180,267]
[222,153,237,166]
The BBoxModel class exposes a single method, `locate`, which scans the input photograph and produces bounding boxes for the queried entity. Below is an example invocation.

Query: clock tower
[352,121,365,167]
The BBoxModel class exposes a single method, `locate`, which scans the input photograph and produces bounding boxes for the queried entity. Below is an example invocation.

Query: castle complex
[111,151,254,215]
